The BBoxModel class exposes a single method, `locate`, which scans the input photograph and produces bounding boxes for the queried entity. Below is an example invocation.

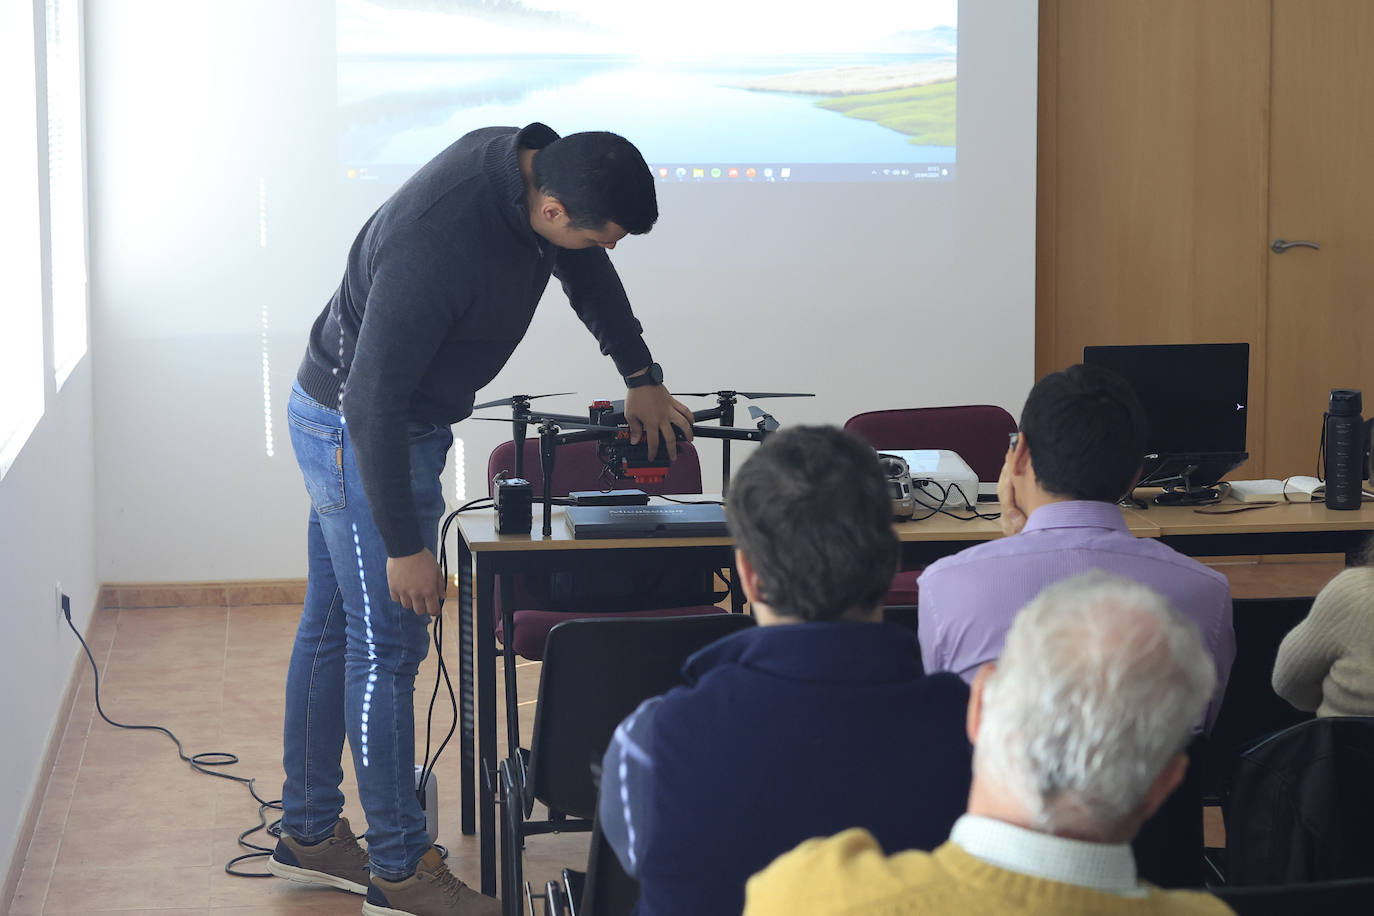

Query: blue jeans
[281,382,452,881]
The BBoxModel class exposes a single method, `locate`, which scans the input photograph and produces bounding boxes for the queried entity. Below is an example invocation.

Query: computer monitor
[1082,343,1250,505]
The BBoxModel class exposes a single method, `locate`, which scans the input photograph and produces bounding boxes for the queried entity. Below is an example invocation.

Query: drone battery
[495,477,533,533]
[570,488,651,506]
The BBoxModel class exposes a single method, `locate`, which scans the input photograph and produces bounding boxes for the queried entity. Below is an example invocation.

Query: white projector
[878,449,981,509]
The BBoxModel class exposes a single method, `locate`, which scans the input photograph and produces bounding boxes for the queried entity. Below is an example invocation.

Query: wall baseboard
[97,577,473,609]
[99,578,308,610]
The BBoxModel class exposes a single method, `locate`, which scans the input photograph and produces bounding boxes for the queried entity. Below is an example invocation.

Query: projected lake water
[336,0,958,184]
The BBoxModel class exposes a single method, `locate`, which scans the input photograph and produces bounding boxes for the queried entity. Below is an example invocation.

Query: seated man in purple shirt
[916,364,1234,732]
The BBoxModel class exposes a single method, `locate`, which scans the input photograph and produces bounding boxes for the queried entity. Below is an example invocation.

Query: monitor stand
[1155,485,1221,506]
[1153,465,1222,506]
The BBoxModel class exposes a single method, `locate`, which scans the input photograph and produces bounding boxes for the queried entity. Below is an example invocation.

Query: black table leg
[478,560,498,897]
[459,539,475,837]
[729,561,745,614]
[501,573,521,757]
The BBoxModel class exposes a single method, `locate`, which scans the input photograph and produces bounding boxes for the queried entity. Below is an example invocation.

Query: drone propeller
[468,414,582,427]
[472,392,575,411]
[676,390,815,400]
[748,405,781,432]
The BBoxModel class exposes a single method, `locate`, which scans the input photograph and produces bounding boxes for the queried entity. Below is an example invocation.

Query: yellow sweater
[744,830,1234,916]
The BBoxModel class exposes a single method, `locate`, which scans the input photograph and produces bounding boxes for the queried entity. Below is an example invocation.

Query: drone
[471,389,814,536]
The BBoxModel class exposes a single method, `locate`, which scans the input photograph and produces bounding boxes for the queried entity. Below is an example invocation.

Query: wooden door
[1265,1,1374,478]
[1037,0,1272,474]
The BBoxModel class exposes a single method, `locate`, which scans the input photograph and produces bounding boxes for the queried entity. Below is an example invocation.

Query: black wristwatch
[625,362,664,389]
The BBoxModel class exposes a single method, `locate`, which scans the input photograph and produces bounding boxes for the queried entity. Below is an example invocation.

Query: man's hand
[387,548,445,617]
[624,384,695,460]
[997,446,1028,537]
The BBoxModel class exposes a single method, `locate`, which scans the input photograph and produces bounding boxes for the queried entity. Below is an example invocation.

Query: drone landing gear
[680,390,801,497]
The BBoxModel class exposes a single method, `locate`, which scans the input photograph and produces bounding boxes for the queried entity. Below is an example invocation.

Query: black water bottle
[1325,389,1364,510]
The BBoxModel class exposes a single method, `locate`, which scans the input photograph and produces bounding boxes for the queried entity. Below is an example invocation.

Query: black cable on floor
[63,496,496,878]
[422,496,494,801]
[61,600,284,877]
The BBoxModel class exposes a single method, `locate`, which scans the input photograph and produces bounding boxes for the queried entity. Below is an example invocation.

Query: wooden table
[451,494,1374,894]
[1121,497,1374,562]
[891,501,1161,564]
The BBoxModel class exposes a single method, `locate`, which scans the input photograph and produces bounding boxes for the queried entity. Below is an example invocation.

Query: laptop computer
[564,503,729,539]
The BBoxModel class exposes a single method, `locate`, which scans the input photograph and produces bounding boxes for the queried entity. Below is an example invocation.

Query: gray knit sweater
[1272,566,1374,718]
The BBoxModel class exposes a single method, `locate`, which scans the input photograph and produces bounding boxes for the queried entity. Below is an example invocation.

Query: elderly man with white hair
[743,572,1235,916]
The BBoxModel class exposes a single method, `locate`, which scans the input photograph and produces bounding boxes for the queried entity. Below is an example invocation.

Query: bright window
[0,0,46,479]
[47,0,88,386]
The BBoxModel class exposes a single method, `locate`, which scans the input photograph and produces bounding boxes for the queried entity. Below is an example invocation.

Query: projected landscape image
[337,0,958,183]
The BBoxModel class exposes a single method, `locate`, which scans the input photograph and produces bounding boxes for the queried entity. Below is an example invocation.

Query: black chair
[1132,735,1207,888]
[536,813,639,916]
[1201,596,1315,805]
[1212,876,1374,915]
[1223,716,1374,885]
[498,614,756,914]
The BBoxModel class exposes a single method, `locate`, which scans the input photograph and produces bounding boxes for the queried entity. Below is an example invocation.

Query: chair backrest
[1132,735,1206,888]
[1202,597,1315,795]
[1225,716,1374,885]
[487,438,703,498]
[577,813,640,916]
[1213,877,1374,916]
[843,405,1017,481]
[528,614,756,820]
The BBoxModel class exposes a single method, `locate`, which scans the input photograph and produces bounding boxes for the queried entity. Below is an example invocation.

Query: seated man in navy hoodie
[598,425,974,916]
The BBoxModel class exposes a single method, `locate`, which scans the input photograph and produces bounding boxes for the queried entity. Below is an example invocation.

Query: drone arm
[535,410,599,425]
[690,425,768,443]
[552,427,617,447]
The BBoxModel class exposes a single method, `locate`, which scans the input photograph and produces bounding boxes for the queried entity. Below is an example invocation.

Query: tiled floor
[7,557,1344,914]
[9,598,585,915]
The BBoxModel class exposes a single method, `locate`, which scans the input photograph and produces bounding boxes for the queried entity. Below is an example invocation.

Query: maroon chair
[844,406,1018,606]
[844,406,1018,480]
[485,439,726,661]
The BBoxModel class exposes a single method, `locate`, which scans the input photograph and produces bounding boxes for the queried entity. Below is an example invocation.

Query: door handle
[1271,238,1320,253]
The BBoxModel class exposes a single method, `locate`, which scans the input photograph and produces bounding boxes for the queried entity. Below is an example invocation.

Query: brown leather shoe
[267,816,370,894]
[362,847,499,916]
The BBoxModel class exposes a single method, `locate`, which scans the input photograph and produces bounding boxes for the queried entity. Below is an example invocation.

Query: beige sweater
[1272,566,1374,718]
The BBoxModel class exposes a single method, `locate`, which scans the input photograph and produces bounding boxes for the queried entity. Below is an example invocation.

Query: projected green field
[816,80,957,147]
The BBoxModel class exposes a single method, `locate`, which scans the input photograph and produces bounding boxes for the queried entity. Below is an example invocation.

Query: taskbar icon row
[648,164,954,182]
[654,166,792,181]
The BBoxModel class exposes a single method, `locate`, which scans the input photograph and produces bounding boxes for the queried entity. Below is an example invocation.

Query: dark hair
[531,131,658,234]
[725,426,898,622]
[1020,364,1148,502]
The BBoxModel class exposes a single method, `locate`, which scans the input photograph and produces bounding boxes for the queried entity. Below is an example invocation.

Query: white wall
[0,357,98,884]
[0,0,100,885]
[87,0,1037,583]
